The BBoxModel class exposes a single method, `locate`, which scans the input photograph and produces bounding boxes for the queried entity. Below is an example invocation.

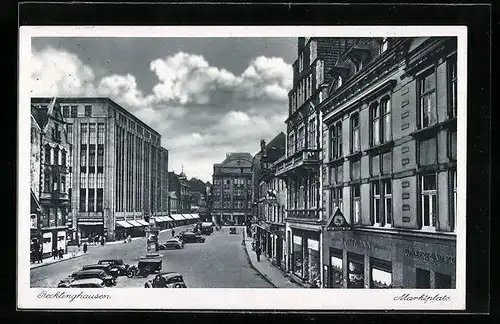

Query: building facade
[31,97,170,242]
[275,38,347,287]
[320,37,457,289]
[254,133,287,271]
[211,153,253,225]
[30,99,71,255]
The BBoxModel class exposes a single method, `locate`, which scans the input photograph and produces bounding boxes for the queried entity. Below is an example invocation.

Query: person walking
[52,248,57,260]
[83,242,88,254]
[38,246,43,263]
[255,246,261,262]
[171,228,175,238]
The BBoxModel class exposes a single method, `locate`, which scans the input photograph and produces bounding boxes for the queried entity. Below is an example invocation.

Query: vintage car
[178,232,205,243]
[158,238,184,250]
[144,272,187,288]
[229,227,237,234]
[82,264,120,278]
[69,278,106,288]
[58,269,116,287]
[97,259,130,276]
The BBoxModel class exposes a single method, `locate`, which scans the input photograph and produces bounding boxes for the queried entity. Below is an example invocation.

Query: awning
[78,221,104,226]
[163,216,174,222]
[127,220,143,227]
[170,214,185,221]
[182,214,193,219]
[136,219,149,226]
[116,220,133,228]
[191,214,200,219]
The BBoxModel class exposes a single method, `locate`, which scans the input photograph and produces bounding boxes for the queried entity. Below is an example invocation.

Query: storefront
[115,220,134,240]
[322,230,456,289]
[289,228,321,286]
[77,218,104,243]
[170,214,185,226]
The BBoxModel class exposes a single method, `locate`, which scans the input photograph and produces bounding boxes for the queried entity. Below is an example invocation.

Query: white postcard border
[18,25,467,310]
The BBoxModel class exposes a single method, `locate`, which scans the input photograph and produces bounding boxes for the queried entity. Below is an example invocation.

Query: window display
[292,235,303,277]
[330,252,343,288]
[348,254,364,288]
[370,258,392,288]
[308,239,320,284]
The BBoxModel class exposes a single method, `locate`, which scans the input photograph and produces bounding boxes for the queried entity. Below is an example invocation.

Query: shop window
[419,69,437,128]
[351,113,360,153]
[351,184,361,224]
[416,268,430,288]
[347,253,364,288]
[292,235,303,278]
[447,54,457,119]
[329,121,342,160]
[329,251,343,288]
[307,239,321,284]
[435,272,452,289]
[370,258,392,288]
[421,174,437,229]
[70,105,78,118]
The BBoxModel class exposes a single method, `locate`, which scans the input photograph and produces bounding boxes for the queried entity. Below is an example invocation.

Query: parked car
[229,227,237,234]
[58,269,116,287]
[200,222,214,235]
[82,264,120,278]
[98,259,130,276]
[178,232,205,243]
[144,272,187,288]
[69,278,106,288]
[158,238,184,250]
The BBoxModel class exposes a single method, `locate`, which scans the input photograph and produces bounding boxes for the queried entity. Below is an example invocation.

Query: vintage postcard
[18,26,467,310]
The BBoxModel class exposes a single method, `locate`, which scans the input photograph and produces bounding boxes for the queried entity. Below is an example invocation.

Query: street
[30,225,274,288]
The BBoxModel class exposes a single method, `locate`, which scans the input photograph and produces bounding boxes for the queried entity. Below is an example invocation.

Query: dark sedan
[83,264,120,278]
[58,269,116,287]
[178,232,205,243]
[144,272,187,288]
[98,259,130,276]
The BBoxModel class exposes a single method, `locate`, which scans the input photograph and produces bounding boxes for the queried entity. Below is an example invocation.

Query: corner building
[320,37,457,288]
[211,153,253,225]
[31,98,169,242]
[275,37,349,287]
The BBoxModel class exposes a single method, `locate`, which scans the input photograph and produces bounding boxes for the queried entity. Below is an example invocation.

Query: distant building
[31,99,71,256]
[211,153,253,225]
[31,97,170,242]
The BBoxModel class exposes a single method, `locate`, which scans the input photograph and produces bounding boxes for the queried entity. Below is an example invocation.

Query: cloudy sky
[31,37,297,182]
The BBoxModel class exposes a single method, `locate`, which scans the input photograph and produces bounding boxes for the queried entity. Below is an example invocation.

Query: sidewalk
[243,236,302,289]
[30,245,85,270]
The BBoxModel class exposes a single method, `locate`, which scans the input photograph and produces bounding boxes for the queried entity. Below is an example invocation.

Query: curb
[242,240,278,288]
[30,252,85,270]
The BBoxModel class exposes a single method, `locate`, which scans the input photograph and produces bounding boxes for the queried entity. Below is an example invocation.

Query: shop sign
[339,237,389,251]
[403,248,455,265]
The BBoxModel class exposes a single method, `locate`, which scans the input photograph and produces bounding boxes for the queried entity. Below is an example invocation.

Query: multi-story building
[320,37,457,289]
[30,106,42,258]
[188,178,210,221]
[30,99,71,255]
[31,97,170,242]
[211,153,253,225]
[254,132,287,271]
[275,38,347,287]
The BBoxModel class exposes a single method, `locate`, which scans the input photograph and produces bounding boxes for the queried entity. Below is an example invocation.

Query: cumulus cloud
[30,46,290,181]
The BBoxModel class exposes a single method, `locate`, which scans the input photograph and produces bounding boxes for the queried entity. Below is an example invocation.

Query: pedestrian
[38,246,43,263]
[101,236,105,246]
[83,242,88,254]
[52,248,57,260]
[171,228,175,237]
[255,246,261,262]
[58,248,63,259]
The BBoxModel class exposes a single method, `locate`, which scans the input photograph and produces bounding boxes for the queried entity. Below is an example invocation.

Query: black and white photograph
[18,25,467,310]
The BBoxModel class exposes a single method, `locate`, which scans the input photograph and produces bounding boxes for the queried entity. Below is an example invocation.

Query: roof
[70,278,104,285]
[31,104,48,129]
[214,152,253,166]
[262,132,286,163]
[158,272,182,278]
[76,269,106,275]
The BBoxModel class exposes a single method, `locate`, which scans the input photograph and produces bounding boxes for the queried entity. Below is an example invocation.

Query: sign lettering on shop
[403,248,455,265]
[339,237,388,251]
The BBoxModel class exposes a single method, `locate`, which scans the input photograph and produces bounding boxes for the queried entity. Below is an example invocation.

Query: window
[370,258,392,288]
[419,137,437,166]
[416,268,430,288]
[435,272,452,289]
[347,254,364,288]
[79,188,86,212]
[308,119,316,149]
[53,148,59,166]
[97,173,104,188]
[309,175,317,207]
[316,60,324,87]
[43,170,51,192]
[67,124,73,144]
[329,250,343,288]
[292,235,303,277]
[97,144,104,173]
[89,123,96,144]
[370,102,380,146]
[383,180,392,226]
[372,179,392,226]
[330,187,343,214]
[60,175,66,193]
[84,105,92,117]
[448,54,457,118]
[421,174,437,229]
[44,146,51,165]
[329,122,342,160]
[419,69,437,128]
[80,144,87,173]
[62,106,69,117]
[61,150,66,167]
[329,164,343,185]
[381,97,391,143]
[298,53,304,72]
[372,181,381,224]
[288,133,295,156]
[351,113,360,152]
[89,144,96,172]
[448,131,457,160]
[310,40,317,64]
[451,169,457,232]
[87,188,95,212]
[351,184,360,224]
[70,105,78,118]
[80,123,88,144]
[380,38,389,53]
[350,160,361,181]
[297,126,305,151]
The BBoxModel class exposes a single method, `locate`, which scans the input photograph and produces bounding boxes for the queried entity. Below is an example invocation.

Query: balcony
[275,149,321,177]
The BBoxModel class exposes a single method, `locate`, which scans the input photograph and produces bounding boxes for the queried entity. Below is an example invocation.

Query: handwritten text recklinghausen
[37,290,111,303]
